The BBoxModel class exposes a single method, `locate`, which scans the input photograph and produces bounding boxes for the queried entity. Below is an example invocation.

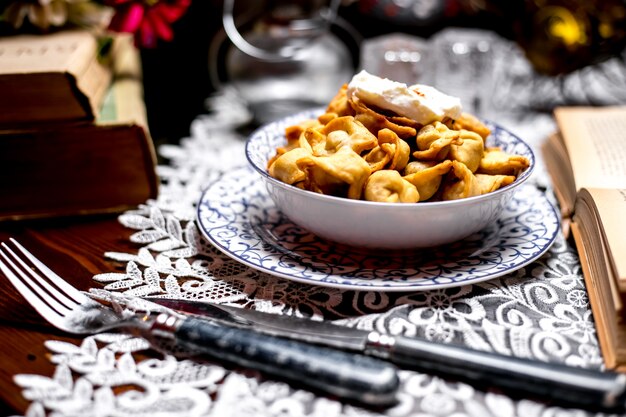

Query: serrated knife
[145,297,626,413]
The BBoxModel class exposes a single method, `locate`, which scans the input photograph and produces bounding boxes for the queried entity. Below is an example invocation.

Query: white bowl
[245,109,535,249]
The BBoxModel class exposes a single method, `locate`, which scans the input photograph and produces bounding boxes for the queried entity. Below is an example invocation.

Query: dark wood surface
[0,214,136,415]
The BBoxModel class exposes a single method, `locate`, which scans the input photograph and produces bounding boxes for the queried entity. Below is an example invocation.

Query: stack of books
[542,106,626,370]
[0,30,158,220]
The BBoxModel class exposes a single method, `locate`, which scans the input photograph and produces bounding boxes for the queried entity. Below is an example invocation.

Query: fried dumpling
[305,116,378,156]
[325,126,376,155]
[325,84,355,117]
[403,160,453,201]
[478,147,530,176]
[267,119,319,166]
[475,173,516,193]
[363,128,411,172]
[318,112,338,125]
[448,129,484,173]
[441,161,482,200]
[449,112,491,141]
[364,143,394,172]
[413,122,463,161]
[350,97,418,139]
[285,118,322,144]
[297,146,371,200]
[302,128,327,156]
[364,170,419,203]
[377,128,411,171]
[268,147,312,184]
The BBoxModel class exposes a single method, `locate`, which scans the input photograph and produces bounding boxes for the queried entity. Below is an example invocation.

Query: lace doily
[12,89,608,417]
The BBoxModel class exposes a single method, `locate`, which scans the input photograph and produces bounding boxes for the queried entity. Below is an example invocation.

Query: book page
[584,188,626,287]
[554,107,626,190]
[541,132,578,217]
[571,221,621,367]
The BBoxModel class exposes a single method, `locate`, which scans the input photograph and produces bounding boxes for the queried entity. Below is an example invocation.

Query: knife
[145,297,626,413]
[87,290,399,407]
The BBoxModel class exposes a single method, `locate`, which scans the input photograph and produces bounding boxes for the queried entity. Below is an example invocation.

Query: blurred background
[141,0,626,144]
[3,0,626,145]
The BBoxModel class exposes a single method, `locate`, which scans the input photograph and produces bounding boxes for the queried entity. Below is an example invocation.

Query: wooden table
[0,214,136,415]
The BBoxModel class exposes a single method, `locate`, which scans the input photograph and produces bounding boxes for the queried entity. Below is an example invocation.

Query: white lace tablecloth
[11,87,615,417]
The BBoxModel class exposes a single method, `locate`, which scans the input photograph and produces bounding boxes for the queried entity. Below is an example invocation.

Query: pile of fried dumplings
[267,85,530,203]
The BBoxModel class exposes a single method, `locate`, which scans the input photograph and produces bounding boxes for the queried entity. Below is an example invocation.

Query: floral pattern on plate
[197,165,560,291]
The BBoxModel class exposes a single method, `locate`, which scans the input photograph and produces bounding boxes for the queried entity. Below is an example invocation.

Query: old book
[0,30,112,127]
[543,106,626,370]
[0,75,158,221]
[571,189,626,370]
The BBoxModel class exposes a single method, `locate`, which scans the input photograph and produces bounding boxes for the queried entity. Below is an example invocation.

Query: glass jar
[217,0,355,125]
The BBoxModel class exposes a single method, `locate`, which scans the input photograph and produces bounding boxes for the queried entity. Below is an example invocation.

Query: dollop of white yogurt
[346,70,462,124]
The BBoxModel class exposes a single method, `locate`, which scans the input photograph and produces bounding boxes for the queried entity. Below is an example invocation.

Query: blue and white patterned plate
[197,165,560,291]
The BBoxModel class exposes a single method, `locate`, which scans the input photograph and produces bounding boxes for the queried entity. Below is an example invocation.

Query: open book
[542,106,626,370]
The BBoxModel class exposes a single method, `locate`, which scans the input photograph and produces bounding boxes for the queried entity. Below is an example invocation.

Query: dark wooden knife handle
[386,335,626,412]
[175,317,399,406]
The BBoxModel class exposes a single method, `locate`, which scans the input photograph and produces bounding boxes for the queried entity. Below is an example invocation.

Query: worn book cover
[0,29,113,127]
[0,78,158,220]
[0,34,158,221]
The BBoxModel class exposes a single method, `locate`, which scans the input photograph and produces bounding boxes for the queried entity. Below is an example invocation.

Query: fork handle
[153,314,399,406]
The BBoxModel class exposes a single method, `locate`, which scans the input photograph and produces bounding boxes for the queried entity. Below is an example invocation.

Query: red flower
[105,0,191,48]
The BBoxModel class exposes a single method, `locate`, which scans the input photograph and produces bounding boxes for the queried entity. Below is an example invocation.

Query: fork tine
[9,238,88,304]
[1,243,77,312]
[0,248,72,330]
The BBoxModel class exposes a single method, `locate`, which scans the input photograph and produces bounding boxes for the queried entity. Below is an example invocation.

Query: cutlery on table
[142,297,626,413]
[0,238,400,407]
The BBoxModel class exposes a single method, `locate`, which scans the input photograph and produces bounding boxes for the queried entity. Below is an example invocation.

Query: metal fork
[0,238,400,406]
[0,238,127,334]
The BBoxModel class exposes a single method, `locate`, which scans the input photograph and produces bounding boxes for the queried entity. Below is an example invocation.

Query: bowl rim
[245,110,536,209]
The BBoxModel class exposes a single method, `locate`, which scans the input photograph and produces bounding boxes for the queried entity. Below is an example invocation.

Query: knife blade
[146,297,626,413]
[87,290,399,407]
